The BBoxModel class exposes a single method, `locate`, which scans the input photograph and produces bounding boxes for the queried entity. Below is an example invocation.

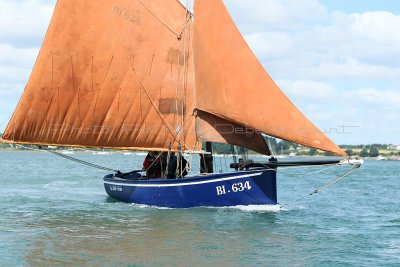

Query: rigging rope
[309,164,361,195]
[15,144,120,173]
[100,0,191,151]
[189,5,197,109]
[139,0,179,37]
[144,151,163,173]
[236,159,362,199]
[181,9,190,139]
[48,150,120,173]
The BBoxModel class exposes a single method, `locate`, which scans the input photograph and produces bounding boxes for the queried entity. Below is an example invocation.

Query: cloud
[343,88,400,110]
[272,79,400,144]
[297,58,400,81]
[0,82,24,97]
[0,0,55,133]
[0,1,50,87]
[276,80,337,101]
[244,32,293,60]
[234,4,400,84]
[227,0,328,32]
[351,11,400,44]
[0,0,54,48]
[0,44,39,84]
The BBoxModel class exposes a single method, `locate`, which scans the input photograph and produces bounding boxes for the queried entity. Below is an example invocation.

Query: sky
[0,0,399,146]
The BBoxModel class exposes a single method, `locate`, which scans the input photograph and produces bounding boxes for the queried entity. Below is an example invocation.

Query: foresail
[2,0,198,151]
[193,0,346,156]
[195,110,270,155]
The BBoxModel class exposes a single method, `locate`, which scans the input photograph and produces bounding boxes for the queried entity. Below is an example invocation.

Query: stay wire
[139,0,181,38]
[309,164,361,195]
[145,151,164,173]
[15,144,120,173]
[48,150,120,173]
[237,159,362,202]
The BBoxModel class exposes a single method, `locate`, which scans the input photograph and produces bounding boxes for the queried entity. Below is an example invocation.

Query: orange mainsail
[2,0,345,156]
[193,0,346,156]
[2,0,197,151]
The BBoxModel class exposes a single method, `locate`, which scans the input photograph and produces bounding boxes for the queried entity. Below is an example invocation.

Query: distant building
[387,145,400,150]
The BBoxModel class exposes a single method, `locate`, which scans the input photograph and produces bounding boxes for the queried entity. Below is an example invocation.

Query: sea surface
[0,151,399,266]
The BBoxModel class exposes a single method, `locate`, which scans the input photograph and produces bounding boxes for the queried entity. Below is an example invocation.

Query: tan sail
[3,0,345,156]
[2,0,198,151]
[195,110,270,155]
[193,0,346,156]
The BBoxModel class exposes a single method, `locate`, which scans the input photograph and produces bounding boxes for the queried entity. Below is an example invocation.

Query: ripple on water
[1,153,400,266]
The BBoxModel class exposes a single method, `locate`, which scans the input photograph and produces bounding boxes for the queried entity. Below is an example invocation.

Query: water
[0,152,399,266]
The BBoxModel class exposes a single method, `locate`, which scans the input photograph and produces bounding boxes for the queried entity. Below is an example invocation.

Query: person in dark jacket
[142,151,161,179]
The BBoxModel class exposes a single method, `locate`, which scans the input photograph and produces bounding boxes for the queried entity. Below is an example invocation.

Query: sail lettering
[113,5,142,25]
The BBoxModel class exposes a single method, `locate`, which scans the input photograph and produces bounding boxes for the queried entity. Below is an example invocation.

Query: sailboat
[0,0,362,208]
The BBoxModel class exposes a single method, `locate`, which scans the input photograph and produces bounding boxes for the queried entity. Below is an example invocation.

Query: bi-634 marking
[216,181,252,195]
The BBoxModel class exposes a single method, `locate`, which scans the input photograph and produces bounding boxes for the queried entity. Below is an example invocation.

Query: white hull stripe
[104,173,262,187]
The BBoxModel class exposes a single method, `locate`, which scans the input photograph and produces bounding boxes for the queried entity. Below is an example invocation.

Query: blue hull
[103,169,277,208]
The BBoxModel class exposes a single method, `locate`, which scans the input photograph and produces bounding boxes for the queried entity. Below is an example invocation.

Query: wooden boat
[0,0,361,208]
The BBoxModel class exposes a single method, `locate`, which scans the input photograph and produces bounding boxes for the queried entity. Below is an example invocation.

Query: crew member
[142,151,161,179]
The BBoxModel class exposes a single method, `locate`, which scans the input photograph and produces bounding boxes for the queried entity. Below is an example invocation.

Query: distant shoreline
[1,148,399,161]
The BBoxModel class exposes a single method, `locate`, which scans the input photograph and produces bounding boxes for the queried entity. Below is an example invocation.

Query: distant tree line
[204,137,399,158]
[351,147,379,157]
[1,131,397,157]
[340,144,391,150]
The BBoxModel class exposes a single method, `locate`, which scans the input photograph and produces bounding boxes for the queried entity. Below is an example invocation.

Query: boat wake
[129,203,172,210]
[126,203,305,213]
[223,204,287,213]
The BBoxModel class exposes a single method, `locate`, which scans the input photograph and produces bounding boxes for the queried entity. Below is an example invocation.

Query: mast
[231,145,237,164]
[200,142,213,173]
